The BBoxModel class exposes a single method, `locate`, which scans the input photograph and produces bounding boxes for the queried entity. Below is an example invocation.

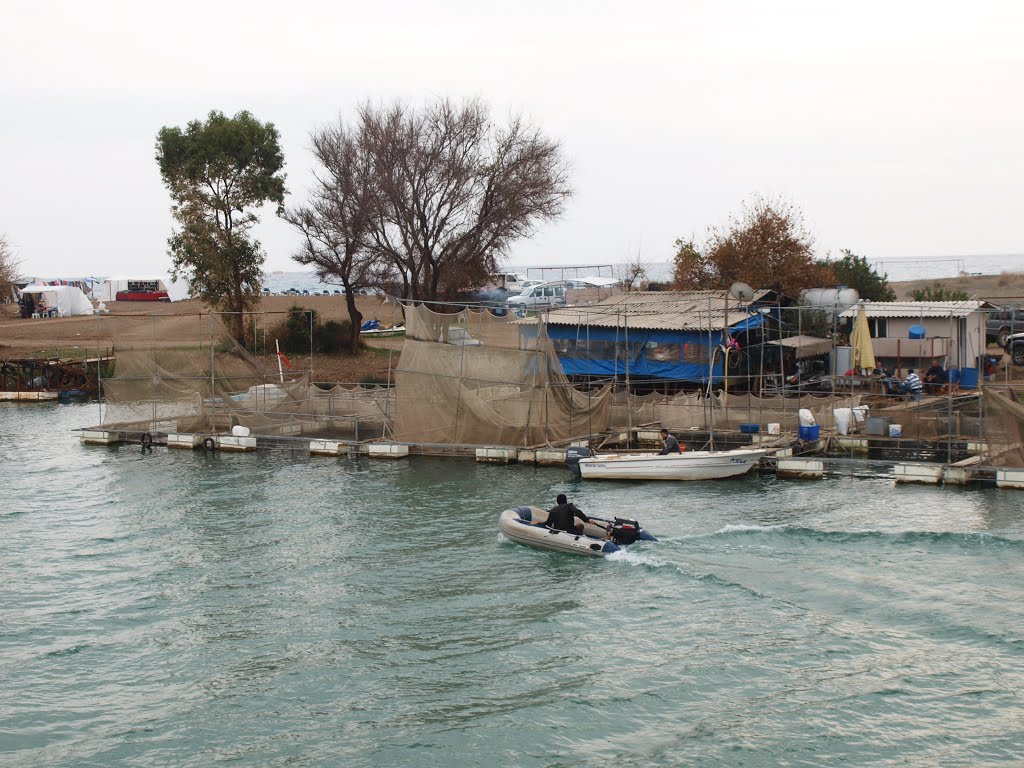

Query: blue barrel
[798,425,820,441]
[947,367,960,385]
[959,367,979,389]
[908,324,926,339]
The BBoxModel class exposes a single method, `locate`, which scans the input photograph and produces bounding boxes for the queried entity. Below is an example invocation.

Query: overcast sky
[3,0,1022,279]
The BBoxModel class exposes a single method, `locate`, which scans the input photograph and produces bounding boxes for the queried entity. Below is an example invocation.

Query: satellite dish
[729,281,755,301]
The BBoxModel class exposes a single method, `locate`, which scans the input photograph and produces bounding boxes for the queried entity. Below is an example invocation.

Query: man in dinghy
[542,494,590,534]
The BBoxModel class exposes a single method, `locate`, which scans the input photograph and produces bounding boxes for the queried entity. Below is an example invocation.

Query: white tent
[98,275,190,302]
[19,285,95,316]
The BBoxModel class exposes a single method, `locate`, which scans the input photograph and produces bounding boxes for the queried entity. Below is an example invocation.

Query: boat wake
[705,525,1024,550]
[604,549,669,568]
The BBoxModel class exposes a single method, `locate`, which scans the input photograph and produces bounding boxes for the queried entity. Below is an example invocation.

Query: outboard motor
[565,446,593,478]
[610,517,643,545]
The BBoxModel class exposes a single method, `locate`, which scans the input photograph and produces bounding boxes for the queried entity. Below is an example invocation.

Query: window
[867,318,888,338]
[646,342,681,362]
[682,343,709,363]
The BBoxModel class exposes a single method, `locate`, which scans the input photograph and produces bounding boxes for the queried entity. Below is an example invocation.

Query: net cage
[96,311,394,440]
[981,385,1024,467]
[78,300,1017,457]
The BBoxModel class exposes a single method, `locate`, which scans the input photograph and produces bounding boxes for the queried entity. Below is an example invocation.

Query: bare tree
[617,250,649,291]
[284,124,382,350]
[295,98,572,304]
[0,233,22,303]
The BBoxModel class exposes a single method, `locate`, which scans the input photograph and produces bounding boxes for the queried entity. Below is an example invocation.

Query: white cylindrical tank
[800,288,860,313]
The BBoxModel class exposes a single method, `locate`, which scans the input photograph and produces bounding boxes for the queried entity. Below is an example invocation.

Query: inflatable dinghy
[499,506,657,557]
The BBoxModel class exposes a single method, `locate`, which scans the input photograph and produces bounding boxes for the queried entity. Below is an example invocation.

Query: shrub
[911,284,971,301]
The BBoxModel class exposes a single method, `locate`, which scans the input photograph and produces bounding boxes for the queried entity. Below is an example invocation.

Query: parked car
[986,307,1024,347]
[507,281,567,309]
[1004,331,1024,366]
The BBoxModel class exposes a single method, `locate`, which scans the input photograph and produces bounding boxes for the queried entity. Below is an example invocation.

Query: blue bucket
[959,367,979,389]
[798,425,820,441]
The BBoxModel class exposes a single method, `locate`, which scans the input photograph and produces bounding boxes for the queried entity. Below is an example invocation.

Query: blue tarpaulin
[534,310,764,382]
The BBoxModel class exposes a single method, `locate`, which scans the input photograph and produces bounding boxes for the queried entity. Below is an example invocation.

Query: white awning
[767,335,834,359]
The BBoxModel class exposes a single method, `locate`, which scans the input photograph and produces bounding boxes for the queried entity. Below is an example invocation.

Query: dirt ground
[0,294,404,384]
[2,274,1021,384]
[891,271,1024,304]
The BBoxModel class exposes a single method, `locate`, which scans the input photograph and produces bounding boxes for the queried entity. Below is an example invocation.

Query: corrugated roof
[837,301,985,319]
[513,290,774,331]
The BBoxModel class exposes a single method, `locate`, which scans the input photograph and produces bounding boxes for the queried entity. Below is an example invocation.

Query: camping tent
[98,275,190,302]
[19,285,94,316]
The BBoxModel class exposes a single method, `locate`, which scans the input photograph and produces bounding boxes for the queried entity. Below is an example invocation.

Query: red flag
[277,352,292,369]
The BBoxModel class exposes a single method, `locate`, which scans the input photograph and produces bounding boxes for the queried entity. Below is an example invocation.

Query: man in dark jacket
[544,493,589,534]
[659,428,682,455]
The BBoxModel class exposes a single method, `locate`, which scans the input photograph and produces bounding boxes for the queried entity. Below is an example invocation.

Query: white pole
[275,339,284,383]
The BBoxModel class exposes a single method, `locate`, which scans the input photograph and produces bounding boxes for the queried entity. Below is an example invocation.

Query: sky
[2,0,1022,280]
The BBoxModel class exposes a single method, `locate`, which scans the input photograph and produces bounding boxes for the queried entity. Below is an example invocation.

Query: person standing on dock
[659,428,682,455]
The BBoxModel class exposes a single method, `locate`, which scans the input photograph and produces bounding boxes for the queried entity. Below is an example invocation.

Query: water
[2,403,1023,767]
[262,253,1024,297]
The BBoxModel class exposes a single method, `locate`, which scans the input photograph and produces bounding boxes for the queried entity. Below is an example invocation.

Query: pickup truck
[987,307,1024,347]
[1004,331,1024,366]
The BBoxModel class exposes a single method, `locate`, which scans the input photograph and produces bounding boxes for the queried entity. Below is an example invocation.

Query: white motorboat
[498,507,657,557]
[568,447,767,481]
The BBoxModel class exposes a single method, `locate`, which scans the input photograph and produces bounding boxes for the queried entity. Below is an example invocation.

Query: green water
[2,403,1023,767]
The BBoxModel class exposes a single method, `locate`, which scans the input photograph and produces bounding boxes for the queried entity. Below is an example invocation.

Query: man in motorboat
[659,428,682,455]
[541,494,590,534]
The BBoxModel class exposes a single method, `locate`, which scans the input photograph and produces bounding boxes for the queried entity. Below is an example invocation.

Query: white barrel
[833,408,851,436]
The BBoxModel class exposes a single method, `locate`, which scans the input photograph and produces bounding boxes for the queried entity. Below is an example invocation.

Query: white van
[497,272,531,292]
[507,281,566,308]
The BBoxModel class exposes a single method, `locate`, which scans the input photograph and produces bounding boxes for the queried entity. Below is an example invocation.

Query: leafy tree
[823,249,895,301]
[293,98,572,304]
[672,196,835,296]
[156,110,286,343]
[0,233,21,301]
[911,284,971,301]
[671,238,713,290]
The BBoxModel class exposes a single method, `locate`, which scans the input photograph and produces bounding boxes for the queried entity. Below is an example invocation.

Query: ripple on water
[1,404,1023,766]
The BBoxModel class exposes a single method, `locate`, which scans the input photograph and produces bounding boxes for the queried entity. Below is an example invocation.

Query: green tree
[156,110,286,343]
[911,284,971,301]
[671,196,835,296]
[671,237,714,290]
[823,249,895,301]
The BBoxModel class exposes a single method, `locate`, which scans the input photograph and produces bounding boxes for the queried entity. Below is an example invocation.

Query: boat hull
[578,448,767,481]
[499,507,618,556]
[499,507,656,556]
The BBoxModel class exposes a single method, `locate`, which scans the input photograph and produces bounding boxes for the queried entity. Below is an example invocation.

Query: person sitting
[903,368,923,400]
[923,359,946,394]
[983,356,999,382]
[659,428,682,455]
[542,493,589,534]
